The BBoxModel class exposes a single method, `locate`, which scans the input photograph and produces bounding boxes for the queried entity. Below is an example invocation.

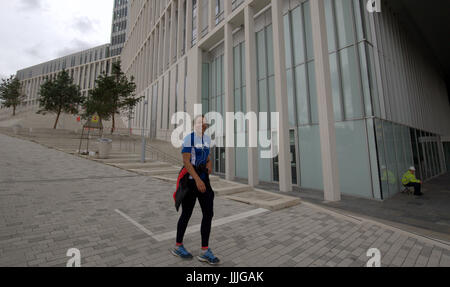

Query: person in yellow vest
[402,167,423,196]
[381,165,396,185]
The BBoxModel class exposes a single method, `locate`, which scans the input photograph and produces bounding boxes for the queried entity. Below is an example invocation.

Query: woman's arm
[183,153,206,193]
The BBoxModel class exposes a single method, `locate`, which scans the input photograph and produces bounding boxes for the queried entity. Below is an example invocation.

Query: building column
[244,5,259,188]
[224,22,235,181]
[154,30,159,80]
[196,0,203,43]
[149,33,155,83]
[271,0,293,192]
[186,0,193,52]
[224,0,232,17]
[310,0,341,202]
[77,67,82,87]
[158,22,164,75]
[163,12,170,72]
[177,0,184,58]
[86,64,92,90]
[208,0,215,32]
[169,2,177,64]
[143,45,149,89]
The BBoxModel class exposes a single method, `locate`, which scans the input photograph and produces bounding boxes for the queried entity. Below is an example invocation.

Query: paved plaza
[0,133,449,267]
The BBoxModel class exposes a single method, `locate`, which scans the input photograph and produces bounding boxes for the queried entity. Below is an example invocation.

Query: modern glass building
[122,0,450,201]
[111,0,130,57]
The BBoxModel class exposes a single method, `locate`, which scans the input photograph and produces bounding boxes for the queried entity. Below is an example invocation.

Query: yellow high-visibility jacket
[402,171,420,185]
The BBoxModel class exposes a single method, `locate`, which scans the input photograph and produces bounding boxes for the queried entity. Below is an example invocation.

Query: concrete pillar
[310,0,341,202]
[169,2,177,64]
[186,0,193,52]
[208,0,215,32]
[87,64,92,90]
[154,28,160,79]
[144,44,149,89]
[224,0,232,17]
[195,47,203,106]
[177,0,184,58]
[163,12,170,72]
[196,0,202,43]
[271,0,292,193]
[224,22,235,181]
[244,5,259,188]
[77,68,81,87]
[149,33,155,83]
[158,22,165,75]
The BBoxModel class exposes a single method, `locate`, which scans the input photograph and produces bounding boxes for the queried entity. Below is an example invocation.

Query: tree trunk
[13,105,16,116]
[111,113,116,135]
[54,110,61,129]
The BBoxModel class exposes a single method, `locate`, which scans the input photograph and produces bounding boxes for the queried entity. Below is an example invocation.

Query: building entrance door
[273,129,299,186]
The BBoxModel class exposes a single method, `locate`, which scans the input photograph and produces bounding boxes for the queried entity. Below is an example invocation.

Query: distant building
[110,0,129,57]
[16,44,119,108]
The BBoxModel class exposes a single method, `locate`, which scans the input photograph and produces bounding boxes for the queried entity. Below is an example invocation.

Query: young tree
[0,76,25,116]
[84,61,141,134]
[37,70,85,129]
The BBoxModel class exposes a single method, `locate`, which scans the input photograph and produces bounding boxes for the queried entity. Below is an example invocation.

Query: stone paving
[0,133,449,267]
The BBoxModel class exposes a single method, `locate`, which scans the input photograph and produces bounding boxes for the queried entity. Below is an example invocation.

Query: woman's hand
[195,178,207,193]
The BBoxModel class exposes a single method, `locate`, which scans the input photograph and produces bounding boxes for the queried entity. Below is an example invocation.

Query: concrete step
[92,157,143,164]
[128,168,181,176]
[103,153,141,158]
[214,182,254,196]
[108,162,172,170]
[153,174,221,183]
[225,189,301,211]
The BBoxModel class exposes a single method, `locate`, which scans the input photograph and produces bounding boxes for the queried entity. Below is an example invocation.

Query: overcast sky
[0,0,114,80]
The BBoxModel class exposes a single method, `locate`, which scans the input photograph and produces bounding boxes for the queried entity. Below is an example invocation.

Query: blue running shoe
[197,249,221,265]
[171,245,193,260]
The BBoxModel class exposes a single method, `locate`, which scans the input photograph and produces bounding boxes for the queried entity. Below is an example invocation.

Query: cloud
[24,43,45,59]
[72,17,98,34]
[18,0,44,11]
[55,39,93,57]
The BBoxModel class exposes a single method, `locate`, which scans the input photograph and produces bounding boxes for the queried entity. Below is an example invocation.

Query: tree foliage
[84,61,141,134]
[0,75,24,116]
[38,70,85,129]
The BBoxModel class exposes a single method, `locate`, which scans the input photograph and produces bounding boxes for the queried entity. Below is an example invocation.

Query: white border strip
[115,208,269,242]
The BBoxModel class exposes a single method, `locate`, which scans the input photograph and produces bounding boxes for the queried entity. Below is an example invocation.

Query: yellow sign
[92,116,99,124]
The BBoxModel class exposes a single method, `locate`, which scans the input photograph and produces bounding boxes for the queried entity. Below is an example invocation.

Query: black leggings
[176,177,215,248]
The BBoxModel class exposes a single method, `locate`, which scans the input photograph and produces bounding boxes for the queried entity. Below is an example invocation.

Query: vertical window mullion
[331,0,346,121]
[350,0,367,118]
[300,4,312,125]
[288,10,299,128]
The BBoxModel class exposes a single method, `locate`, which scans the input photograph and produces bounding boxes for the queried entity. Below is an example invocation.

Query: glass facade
[280,0,377,198]
[194,0,448,200]
[117,0,449,202]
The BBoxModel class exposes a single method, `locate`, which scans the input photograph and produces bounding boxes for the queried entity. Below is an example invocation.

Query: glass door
[273,129,299,186]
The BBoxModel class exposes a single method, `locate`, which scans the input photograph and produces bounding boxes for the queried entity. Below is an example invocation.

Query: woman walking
[171,115,220,265]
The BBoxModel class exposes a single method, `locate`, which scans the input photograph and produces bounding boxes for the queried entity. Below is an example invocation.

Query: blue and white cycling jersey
[181,132,211,180]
